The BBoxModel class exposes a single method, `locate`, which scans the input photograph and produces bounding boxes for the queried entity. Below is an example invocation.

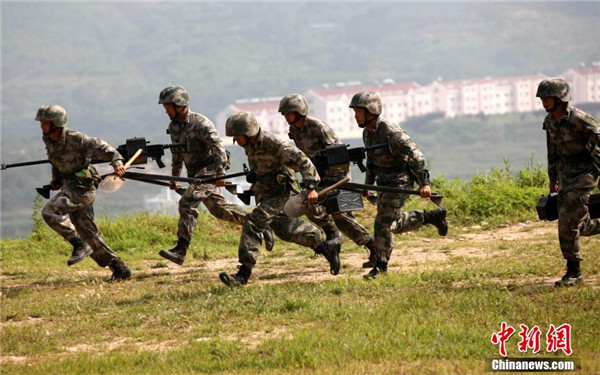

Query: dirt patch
[0,222,559,289]
[1,316,44,327]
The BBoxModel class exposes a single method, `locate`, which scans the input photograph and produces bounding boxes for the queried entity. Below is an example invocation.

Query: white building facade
[216,64,600,139]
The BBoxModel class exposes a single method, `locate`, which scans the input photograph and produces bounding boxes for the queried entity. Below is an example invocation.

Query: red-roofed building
[307,82,422,138]
[215,97,288,137]
[563,63,600,104]
[216,63,600,140]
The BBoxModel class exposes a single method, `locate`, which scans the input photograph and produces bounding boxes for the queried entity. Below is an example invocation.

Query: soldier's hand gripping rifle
[339,181,444,207]
[310,142,390,178]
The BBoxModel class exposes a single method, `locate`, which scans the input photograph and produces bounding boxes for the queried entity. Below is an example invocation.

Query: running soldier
[537,78,600,287]
[37,104,132,281]
[349,92,448,279]
[157,86,273,265]
[219,112,341,286]
[279,93,378,267]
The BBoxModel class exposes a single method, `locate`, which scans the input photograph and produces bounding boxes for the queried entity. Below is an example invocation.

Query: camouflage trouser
[239,193,322,270]
[42,183,116,267]
[178,181,246,242]
[374,190,425,263]
[307,210,371,246]
[557,172,600,261]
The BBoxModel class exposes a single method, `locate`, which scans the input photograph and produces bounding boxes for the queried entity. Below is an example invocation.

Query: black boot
[423,207,448,236]
[158,238,189,265]
[362,238,377,268]
[108,258,132,282]
[315,239,341,275]
[364,261,388,280]
[323,224,344,243]
[264,225,275,252]
[67,238,93,266]
[554,260,583,287]
[219,265,252,287]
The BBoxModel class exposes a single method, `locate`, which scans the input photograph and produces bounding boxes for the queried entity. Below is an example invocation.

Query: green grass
[2,164,599,374]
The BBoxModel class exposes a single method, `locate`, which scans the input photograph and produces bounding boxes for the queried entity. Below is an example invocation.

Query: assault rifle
[310,142,389,178]
[1,137,186,171]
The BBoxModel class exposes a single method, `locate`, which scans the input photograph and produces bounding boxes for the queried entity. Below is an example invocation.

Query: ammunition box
[324,191,364,214]
[536,193,558,221]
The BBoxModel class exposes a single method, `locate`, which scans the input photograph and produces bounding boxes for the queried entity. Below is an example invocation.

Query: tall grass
[428,156,548,227]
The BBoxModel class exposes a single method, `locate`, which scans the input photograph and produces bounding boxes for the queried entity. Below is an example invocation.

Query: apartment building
[216,64,600,139]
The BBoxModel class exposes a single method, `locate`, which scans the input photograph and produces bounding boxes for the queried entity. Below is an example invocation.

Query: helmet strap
[48,125,63,141]
[173,105,188,122]
[291,113,305,128]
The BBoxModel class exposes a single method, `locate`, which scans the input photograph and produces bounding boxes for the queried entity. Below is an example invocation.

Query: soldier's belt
[536,192,600,221]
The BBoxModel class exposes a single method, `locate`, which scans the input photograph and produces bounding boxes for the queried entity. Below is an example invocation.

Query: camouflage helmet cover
[225,112,259,137]
[158,85,190,106]
[348,92,382,115]
[536,78,571,102]
[35,104,68,128]
[279,94,309,116]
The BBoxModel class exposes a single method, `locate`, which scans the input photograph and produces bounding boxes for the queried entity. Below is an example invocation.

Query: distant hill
[2,2,599,140]
[2,2,600,237]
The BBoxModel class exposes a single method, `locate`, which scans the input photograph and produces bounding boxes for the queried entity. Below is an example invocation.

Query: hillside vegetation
[2,162,599,373]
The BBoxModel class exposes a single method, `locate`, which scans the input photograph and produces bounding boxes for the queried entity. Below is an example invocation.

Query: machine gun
[310,142,389,178]
[115,137,187,169]
[1,137,186,172]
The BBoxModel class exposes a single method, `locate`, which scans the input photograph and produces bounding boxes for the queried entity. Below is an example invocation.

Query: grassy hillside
[2,164,599,373]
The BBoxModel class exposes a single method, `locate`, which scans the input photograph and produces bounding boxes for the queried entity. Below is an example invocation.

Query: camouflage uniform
[363,118,433,262]
[168,110,246,242]
[238,129,323,269]
[288,115,372,246]
[41,127,127,272]
[544,104,600,261]
[219,112,341,286]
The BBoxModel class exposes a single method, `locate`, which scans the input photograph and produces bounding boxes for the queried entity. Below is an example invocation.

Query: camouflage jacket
[363,118,430,187]
[168,110,227,178]
[43,128,123,188]
[243,129,320,195]
[544,104,600,183]
[288,115,349,182]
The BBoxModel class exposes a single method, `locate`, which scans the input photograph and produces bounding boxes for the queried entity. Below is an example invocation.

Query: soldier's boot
[423,207,448,236]
[264,225,275,252]
[364,261,388,280]
[219,265,252,287]
[315,239,341,275]
[67,238,93,266]
[554,260,583,287]
[362,238,378,268]
[158,238,189,265]
[108,258,132,282]
[323,223,344,243]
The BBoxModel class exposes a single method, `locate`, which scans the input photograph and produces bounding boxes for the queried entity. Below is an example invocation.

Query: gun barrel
[122,169,249,184]
[1,159,51,170]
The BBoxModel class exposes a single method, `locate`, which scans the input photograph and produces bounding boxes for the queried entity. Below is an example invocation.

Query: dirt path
[0,221,565,290]
[124,220,560,285]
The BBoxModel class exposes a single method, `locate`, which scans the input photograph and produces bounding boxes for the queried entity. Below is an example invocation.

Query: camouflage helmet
[158,85,190,106]
[536,78,571,102]
[279,94,309,116]
[35,105,68,128]
[349,92,382,115]
[225,112,259,137]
